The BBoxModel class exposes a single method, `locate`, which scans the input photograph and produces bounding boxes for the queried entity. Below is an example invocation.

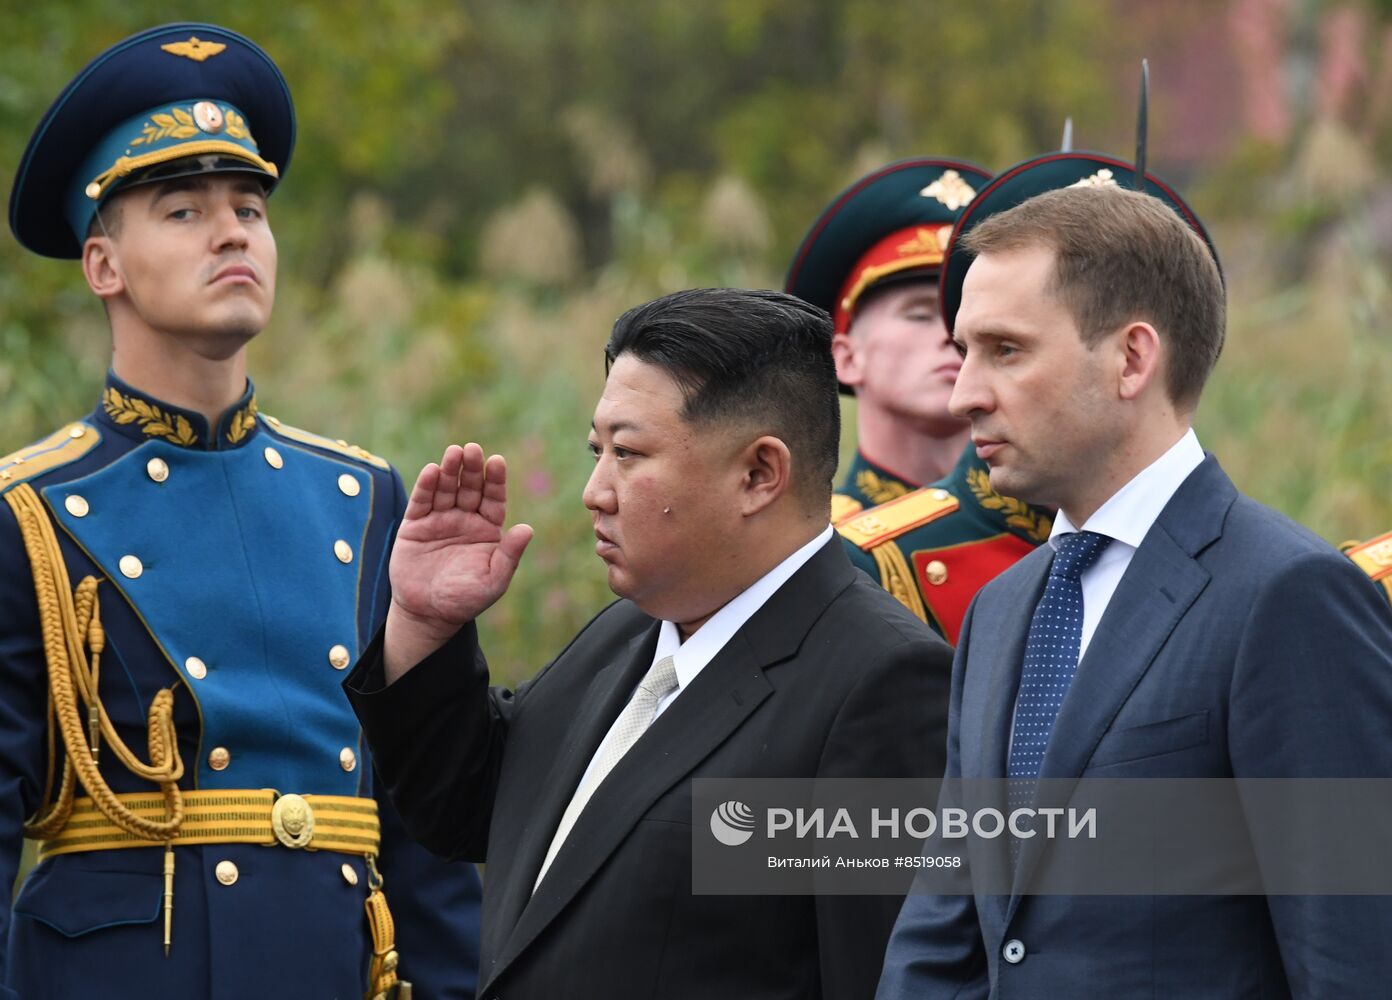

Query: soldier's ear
[831,332,864,388]
[82,235,124,301]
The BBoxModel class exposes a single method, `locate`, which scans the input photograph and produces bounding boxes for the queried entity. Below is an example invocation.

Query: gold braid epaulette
[0,423,100,493]
[836,487,959,550]
[259,414,389,469]
[830,493,864,525]
[1341,532,1392,604]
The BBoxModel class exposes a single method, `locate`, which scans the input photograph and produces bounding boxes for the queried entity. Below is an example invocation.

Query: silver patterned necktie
[533,654,680,891]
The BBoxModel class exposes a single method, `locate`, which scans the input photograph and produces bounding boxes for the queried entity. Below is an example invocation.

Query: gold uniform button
[334,540,353,564]
[925,560,949,586]
[146,457,170,483]
[930,488,951,501]
[215,860,239,886]
[329,645,351,670]
[68,425,86,439]
[119,555,143,579]
[341,862,359,886]
[208,746,231,771]
[64,495,90,518]
[338,473,361,497]
[339,747,357,772]
[185,656,208,680]
[85,181,102,200]
[263,446,284,470]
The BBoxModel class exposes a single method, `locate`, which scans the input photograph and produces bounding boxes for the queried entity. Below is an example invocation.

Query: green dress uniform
[832,449,920,523]
[837,447,1052,643]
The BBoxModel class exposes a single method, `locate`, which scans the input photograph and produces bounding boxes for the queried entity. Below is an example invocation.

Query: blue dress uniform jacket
[0,374,481,999]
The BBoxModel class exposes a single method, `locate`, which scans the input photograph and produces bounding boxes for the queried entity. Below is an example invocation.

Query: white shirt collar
[653,525,834,691]
[1049,428,1205,551]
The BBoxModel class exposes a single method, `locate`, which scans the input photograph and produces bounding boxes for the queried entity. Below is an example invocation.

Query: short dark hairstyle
[962,185,1225,410]
[605,288,841,510]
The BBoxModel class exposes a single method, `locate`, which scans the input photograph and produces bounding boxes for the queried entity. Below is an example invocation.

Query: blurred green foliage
[2,1,1389,688]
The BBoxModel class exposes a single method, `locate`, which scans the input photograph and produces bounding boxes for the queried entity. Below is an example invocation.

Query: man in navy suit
[876,166,1392,998]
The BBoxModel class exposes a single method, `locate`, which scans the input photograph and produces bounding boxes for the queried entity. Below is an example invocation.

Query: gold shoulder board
[259,415,389,470]
[0,423,100,493]
[836,487,959,550]
[830,492,864,525]
[1342,531,1392,583]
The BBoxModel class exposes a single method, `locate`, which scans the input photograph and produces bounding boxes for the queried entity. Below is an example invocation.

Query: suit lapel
[489,623,660,945]
[486,537,855,989]
[1006,456,1233,909]
[966,554,1049,928]
[972,553,1050,780]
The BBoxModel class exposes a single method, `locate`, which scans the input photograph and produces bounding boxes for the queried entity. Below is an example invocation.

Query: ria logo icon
[710,800,756,846]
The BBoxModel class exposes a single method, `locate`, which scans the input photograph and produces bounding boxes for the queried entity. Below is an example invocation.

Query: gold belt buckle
[271,792,315,848]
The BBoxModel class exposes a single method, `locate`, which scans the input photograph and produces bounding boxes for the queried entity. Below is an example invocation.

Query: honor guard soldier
[1,23,481,999]
[837,151,1219,643]
[786,158,992,523]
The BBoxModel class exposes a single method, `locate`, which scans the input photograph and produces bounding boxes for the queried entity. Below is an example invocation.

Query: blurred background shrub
[2,0,1389,685]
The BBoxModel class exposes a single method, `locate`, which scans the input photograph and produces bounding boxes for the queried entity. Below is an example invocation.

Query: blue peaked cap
[9,23,295,259]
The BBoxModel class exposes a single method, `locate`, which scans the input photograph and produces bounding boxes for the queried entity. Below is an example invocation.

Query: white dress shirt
[1049,428,1206,660]
[573,525,834,792]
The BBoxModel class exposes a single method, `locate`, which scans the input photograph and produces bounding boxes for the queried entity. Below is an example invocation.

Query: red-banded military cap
[786,158,992,339]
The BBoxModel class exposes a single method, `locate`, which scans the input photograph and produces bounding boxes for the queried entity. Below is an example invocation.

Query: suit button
[329,644,351,670]
[215,860,239,885]
[208,746,231,770]
[925,559,949,585]
[339,747,357,771]
[1002,938,1026,964]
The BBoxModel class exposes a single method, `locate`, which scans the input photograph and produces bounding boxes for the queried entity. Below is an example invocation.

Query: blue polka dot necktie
[1007,531,1113,866]
[1008,530,1113,781]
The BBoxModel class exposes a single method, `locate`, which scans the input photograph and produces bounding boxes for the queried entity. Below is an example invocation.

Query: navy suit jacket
[877,456,1392,999]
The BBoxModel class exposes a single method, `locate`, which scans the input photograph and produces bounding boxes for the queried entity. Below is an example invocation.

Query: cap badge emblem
[160,37,227,62]
[193,102,225,134]
[920,170,976,210]
[1070,168,1119,189]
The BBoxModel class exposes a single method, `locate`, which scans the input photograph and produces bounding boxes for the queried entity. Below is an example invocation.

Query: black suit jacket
[348,537,952,1000]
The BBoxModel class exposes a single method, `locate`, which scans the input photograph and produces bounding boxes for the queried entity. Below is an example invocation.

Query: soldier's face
[835,283,965,433]
[97,174,277,354]
[583,354,751,626]
[949,244,1120,515]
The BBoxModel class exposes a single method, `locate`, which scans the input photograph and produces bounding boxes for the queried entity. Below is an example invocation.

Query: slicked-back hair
[962,185,1225,410]
[605,288,841,512]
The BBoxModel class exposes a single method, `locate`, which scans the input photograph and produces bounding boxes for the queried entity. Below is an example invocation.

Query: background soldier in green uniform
[785,158,991,523]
